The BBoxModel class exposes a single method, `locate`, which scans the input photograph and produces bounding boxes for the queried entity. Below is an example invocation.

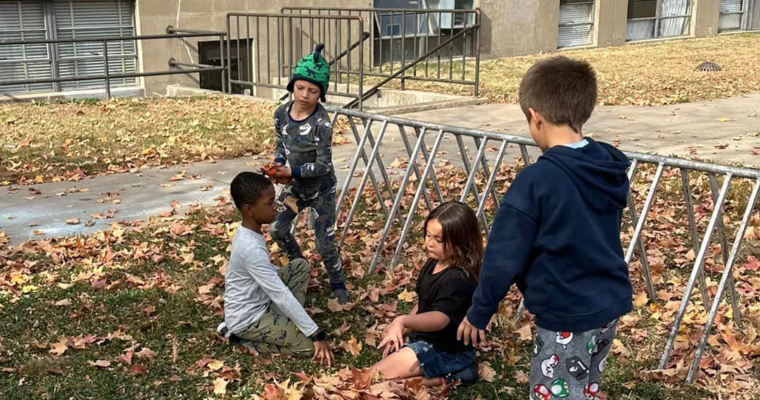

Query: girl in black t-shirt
[372,201,483,386]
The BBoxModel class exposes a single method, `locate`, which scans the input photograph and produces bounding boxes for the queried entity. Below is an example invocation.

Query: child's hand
[272,166,292,179]
[312,340,334,367]
[260,162,292,185]
[457,316,486,347]
[381,341,396,357]
[378,316,406,356]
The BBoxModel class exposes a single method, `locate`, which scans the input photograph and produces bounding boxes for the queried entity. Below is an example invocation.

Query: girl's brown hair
[424,201,483,282]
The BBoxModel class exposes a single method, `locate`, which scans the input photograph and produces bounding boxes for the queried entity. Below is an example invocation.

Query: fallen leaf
[49,338,68,356]
[633,292,649,308]
[514,369,529,384]
[327,298,345,312]
[397,289,417,303]
[213,378,228,395]
[88,360,111,368]
[478,362,496,382]
[135,347,156,362]
[340,336,362,357]
[131,365,147,375]
[514,324,532,342]
[65,218,80,225]
[207,360,224,371]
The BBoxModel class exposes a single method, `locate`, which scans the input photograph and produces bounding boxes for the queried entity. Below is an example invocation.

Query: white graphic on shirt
[299,123,312,136]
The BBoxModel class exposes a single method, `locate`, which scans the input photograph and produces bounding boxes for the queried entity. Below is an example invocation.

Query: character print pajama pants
[529,320,618,400]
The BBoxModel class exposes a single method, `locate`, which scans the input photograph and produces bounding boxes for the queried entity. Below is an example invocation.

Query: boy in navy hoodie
[457,56,632,400]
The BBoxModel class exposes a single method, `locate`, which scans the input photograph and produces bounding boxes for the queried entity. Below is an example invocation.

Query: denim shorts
[404,340,476,379]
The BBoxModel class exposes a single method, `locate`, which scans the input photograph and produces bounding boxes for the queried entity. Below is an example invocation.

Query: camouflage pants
[235,258,315,356]
[270,180,346,290]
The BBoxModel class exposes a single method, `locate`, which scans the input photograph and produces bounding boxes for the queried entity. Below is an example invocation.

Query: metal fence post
[103,39,111,99]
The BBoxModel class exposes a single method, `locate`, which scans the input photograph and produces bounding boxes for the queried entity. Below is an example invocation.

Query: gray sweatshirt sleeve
[247,248,319,336]
[273,109,287,165]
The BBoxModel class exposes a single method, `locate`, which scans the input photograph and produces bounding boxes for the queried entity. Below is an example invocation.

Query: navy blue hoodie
[467,138,633,332]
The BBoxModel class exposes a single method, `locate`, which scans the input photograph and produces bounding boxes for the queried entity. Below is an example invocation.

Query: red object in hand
[261,162,293,185]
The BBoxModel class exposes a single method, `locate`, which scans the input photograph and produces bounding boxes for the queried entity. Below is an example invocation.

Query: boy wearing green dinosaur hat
[269,44,349,304]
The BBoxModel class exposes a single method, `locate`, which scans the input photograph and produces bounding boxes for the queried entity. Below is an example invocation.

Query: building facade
[0,0,758,99]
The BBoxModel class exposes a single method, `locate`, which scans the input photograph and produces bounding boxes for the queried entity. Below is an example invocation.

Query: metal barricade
[226,12,365,110]
[0,28,226,99]
[326,106,760,384]
[282,7,481,98]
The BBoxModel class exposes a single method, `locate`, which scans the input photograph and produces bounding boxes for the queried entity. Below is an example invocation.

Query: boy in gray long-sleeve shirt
[217,172,334,365]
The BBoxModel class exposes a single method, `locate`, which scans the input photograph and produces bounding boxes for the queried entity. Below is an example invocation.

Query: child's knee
[289,258,311,274]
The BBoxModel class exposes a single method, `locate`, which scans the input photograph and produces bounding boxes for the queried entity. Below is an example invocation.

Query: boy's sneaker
[443,363,478,385]
[216,322,231,339]
[332,288,349,305]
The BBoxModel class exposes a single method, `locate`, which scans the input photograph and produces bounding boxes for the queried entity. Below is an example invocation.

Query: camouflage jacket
[273,102,336,188]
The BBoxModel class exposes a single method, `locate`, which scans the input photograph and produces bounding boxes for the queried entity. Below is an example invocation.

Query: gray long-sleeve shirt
[223,226,318,336]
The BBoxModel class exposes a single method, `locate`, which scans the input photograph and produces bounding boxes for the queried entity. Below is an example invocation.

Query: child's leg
[277,258,311,305]
[312,184,346,290]
[374,347,425,380]
[270,186,304,261]
[584,320,618,399]
[374,342,474,387]
[529,325,600,400]
[235,305,314,357]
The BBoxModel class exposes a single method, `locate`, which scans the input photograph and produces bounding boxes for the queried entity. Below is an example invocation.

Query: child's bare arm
[402,304,419,336]
[379,309,447,355]
[399,311,449,333]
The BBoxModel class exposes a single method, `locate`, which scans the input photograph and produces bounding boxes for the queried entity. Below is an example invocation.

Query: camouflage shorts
[235,258,315,357]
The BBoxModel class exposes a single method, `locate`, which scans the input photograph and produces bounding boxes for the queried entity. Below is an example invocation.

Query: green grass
[364,34,760,107]
[0,97,275,186]
[3,163,760,399]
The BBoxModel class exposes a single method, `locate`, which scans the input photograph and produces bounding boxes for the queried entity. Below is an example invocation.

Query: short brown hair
[424,201,483,282]
[518,56,597,133]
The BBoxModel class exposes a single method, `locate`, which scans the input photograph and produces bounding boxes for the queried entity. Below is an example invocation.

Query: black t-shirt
[409,259,478,353]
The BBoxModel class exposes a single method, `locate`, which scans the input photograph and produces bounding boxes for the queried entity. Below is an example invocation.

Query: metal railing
[225,12,365,109]
[0,27,227,99]
[325,106,760,384]
[283,7,481,96]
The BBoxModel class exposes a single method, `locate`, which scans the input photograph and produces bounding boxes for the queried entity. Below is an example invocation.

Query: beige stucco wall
[594,0,628,47]
[134,0,736,95]
[478,0,559,59]
[135,0,370,95]
[693,0,721,37]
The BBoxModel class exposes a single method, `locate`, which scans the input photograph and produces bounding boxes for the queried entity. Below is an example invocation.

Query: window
[719,0,745,32]
[558,0,595,48]
[0,0,137,95]
[626,0,692,41]
[374,0,423,38]
[372,0,475,38]
[0,1,54,93]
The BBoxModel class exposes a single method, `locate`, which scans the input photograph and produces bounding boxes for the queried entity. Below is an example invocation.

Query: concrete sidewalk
[2,93,759,246]
[406,93,760,167]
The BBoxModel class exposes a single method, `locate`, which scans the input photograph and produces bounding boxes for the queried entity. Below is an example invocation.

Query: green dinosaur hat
[287,43,330,102]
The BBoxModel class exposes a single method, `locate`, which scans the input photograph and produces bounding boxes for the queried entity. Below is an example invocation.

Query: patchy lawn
[1,161,759,399]
[0,97,275,186]
[390,33,760,106]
